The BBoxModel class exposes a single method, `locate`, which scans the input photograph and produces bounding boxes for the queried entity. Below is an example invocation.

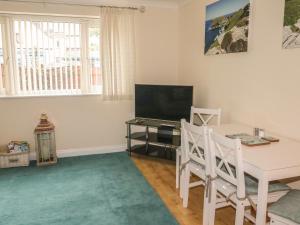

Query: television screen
[135,84,193,121]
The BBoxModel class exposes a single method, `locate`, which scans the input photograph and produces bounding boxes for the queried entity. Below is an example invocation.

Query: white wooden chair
[208,131,249,225]
[269,190,300,225]
[176,107,221,190]
[180,119,211,225]
[207,130,290,225]
[190,107,221,126]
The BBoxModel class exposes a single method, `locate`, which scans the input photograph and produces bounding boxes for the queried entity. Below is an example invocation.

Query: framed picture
[283,0,300,49]
[204,0,251,55]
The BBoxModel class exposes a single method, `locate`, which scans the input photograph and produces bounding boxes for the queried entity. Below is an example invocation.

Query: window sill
[0,93,103,100]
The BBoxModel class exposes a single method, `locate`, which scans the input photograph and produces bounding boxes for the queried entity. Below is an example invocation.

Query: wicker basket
[0,150,30,168]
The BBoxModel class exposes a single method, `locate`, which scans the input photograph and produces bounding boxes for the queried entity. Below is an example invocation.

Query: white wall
[0,1,179,151]
[179,0,300,141]
[136,5,178,85]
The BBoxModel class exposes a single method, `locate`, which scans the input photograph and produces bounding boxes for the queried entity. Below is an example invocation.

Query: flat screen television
[135,84,193,121]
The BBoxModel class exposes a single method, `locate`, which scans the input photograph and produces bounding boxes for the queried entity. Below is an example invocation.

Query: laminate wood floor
[131,154,252,225]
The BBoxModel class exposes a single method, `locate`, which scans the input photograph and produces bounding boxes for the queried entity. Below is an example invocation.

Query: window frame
[0,14,101,98]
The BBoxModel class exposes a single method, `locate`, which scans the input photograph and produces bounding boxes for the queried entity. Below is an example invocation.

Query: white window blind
[88,25,102,93]
[0,15,101,97]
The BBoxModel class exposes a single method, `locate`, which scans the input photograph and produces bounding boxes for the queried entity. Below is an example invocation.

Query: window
[88,25,101,93]
[0,15,101,97]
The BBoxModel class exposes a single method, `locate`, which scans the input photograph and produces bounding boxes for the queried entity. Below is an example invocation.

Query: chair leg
[203,192,210,225]
[179,160,184,199]
[207,181,217,225]
[235,201,245,225]
[176,153,181,189]
[180,169,184,198]
[183,165,191,208]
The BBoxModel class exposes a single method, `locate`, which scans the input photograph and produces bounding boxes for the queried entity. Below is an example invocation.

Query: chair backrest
[190,107,221,126]
[208,129,246,199]
[181,119,210,176]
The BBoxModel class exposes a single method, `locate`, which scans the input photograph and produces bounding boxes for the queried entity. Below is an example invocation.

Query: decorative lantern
[34,113,57,166]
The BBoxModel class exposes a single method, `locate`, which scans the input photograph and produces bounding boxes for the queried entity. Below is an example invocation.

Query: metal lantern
[34,113,57,166]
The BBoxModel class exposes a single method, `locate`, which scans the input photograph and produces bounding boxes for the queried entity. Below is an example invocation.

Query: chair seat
[269,190,300,224]
[217,159,290,195]
[245,175,291,195]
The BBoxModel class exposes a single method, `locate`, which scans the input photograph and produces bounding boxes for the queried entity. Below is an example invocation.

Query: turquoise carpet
[0,152,179,225]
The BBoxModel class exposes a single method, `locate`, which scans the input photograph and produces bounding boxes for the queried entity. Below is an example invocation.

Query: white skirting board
[29,145,126,161]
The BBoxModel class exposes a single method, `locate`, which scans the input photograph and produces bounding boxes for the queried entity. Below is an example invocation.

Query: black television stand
[125,118,181,160]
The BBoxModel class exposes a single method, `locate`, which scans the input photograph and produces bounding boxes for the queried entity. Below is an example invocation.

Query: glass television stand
[125,118,181,161]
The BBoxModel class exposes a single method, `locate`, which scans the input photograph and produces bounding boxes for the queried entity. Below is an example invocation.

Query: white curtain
[100,7,136,100]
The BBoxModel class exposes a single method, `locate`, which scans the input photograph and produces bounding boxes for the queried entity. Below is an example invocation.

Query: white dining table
[211,123,300,225]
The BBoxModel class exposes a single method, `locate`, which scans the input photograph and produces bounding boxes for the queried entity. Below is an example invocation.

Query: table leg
[145,126,149,154]
[127,124,131,156]
[256,177,269,225]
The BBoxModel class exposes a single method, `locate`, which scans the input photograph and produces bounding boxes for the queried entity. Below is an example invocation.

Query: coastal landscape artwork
[283,0,300,49]
[205,0,251,55]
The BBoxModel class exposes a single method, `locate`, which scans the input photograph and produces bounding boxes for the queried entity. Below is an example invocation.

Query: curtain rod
[1,0,146,13]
